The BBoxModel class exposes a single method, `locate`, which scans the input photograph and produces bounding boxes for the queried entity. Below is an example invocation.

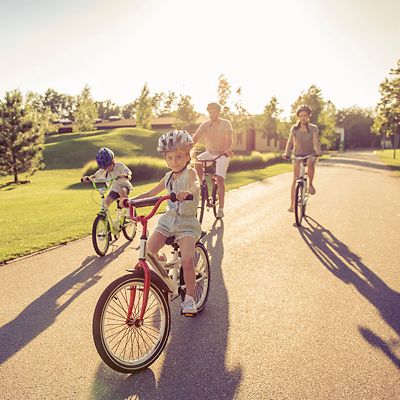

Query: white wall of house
[232,132,247,151]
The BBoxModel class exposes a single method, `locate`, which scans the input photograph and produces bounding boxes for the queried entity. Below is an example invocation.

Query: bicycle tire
[179,242,211,313]
[92,272,170,373]
[198,182,207,224]
[212,180,219,218]
[122,209,137,241]
[92,214,110,256]
[295,183,304,226]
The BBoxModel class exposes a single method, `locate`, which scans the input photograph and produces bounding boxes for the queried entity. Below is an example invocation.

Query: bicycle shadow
[91,364,157,400]
[299,216,400,369]
[0,241,130,364]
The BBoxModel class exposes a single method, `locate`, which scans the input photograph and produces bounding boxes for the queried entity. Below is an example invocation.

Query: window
[237,133,243,145]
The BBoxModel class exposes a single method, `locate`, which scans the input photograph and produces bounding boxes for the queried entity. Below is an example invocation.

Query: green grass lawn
[0,127,293,263]
[376,150,400,176]
[0,162,292,263]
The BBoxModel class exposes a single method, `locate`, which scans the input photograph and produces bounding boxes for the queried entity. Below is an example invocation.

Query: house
[232,128,286,152]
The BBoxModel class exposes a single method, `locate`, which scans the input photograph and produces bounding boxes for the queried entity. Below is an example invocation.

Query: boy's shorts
[107,188,130,202]
[196,152,230,179]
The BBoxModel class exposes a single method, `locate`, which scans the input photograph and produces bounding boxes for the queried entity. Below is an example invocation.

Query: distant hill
[43,128,160,170]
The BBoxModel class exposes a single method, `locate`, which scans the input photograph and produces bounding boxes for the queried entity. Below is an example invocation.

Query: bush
[81,156,168,183]
[81,151,282,183]
[228,151,280,172]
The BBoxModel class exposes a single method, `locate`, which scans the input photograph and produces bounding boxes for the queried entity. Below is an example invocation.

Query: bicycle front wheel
[212,181,219,218]
[179,242,211,313]
[92,272,171,373]
[92,214,110,256]
[295,183,305,226]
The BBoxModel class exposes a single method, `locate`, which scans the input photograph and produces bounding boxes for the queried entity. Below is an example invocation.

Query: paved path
[1,151,399,399]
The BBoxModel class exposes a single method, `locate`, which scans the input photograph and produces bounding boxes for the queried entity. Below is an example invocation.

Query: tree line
[2,60,399,183]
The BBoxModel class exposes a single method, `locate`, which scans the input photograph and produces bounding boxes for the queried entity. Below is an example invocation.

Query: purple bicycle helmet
[96,147,114,169]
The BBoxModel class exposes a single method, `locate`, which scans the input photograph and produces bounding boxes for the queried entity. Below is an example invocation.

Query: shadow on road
[0,241,130,364]
[91,218,242,399]
[320,155,396,173]
[299,216,400,369]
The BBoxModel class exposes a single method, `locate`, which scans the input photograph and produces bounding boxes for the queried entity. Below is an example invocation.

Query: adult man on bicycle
[192,102,233,219]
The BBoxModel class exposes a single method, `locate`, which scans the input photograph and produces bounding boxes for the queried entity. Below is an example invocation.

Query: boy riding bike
[192,102,233,219]
[132,130,202,315]
[81,147,133,214]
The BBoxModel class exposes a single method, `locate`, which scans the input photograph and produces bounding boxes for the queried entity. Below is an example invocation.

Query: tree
[121,100,138,119]
[43,89,75,120]
[152,91,178,117]
[95,99,121,120]
[135,83,153,129]
[230,86,250,133]
[372,59,400,157]
[73,85,98,132]
[173,95,199,131]
[217,74,232,119]
[337,107,376,149]
[257,96,282,138]
[0,90,45,183]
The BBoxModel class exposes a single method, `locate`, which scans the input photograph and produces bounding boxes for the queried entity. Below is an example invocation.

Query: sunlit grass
[375,150,400,176]
[0,162,292,262]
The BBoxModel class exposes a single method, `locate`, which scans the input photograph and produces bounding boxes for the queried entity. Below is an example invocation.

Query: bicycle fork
[126,235,151,325]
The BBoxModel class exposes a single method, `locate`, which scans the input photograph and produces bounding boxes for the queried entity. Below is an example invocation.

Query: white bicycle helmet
[157,130,194,153]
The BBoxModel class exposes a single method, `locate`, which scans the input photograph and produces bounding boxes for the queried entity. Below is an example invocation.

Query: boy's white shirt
[92,161,133,192]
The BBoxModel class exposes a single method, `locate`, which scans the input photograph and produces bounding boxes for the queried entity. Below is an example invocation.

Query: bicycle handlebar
[123,192,194,223]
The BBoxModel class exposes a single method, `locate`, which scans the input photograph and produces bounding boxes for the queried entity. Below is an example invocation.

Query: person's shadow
[156,218,242,399]
[299,216,400,368]
[0,241,130,364]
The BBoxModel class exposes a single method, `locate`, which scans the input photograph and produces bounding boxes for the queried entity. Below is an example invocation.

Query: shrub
[228,151,280,172]
[82,156,168,183]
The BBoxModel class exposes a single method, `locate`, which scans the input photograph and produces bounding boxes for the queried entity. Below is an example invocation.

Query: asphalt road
[1,151,399,400]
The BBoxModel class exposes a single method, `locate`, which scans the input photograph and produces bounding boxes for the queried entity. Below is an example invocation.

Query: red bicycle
[92,193,210,373]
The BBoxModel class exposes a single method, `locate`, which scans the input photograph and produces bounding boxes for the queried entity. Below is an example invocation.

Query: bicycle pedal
[181,312,196,317]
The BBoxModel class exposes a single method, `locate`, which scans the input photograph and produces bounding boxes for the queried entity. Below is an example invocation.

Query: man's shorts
[196,152,230,179]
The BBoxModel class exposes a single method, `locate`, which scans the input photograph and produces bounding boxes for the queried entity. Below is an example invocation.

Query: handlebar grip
[170,192,193,202]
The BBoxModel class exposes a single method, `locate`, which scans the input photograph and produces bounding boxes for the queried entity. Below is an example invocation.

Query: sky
[1,0,399,116]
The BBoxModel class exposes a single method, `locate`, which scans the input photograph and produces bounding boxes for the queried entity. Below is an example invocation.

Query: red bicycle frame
[123,194,172,323]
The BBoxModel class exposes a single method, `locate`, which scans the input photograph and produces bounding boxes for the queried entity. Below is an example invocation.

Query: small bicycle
[294,154,317,227]
[82,177,137,256]
[195,153,227,223]
[92,193,211,373]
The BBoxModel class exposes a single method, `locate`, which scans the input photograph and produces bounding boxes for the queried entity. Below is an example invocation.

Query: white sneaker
[216,209,224,219]
[181,295,197,315]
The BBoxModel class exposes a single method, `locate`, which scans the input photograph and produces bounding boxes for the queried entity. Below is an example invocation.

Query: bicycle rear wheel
[212,180,219,218]
[179,242,211,313]
[198,182,207,223]
[92,214,110,256]
[92,272,170,373]
[295,183,305,226]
